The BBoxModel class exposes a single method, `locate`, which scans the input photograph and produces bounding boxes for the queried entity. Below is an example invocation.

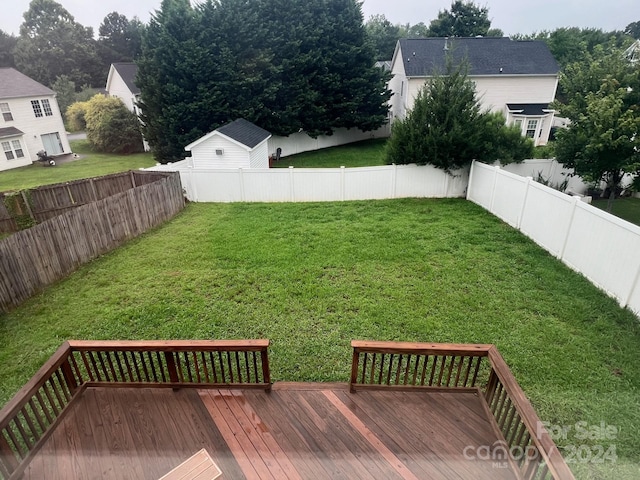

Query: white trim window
[0,103,13,122]
[525,119,539,138]
[31,99,54,118]
[2,139,25,160]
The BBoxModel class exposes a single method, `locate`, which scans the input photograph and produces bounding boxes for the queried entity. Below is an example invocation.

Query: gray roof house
[185,119,272,169]
[0,68,71,171]
[389,37,560,146]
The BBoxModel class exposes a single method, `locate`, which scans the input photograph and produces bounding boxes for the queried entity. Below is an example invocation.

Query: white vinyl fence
[468,161,640,316]
[149,163,469,202]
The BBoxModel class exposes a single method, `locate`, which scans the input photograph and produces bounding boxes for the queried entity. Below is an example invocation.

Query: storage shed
[185,119,271,169]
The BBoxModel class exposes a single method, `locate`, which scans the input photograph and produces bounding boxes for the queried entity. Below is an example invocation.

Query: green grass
[592,197,640,227]
[1,199,639,478]
[0,140,156,192]
[272,138,388,168]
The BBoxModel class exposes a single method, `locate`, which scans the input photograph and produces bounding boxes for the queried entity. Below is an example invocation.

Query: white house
[185,119,271,169]
[389,37,560,146]
[0,68,71,172]
[105,63,140,115]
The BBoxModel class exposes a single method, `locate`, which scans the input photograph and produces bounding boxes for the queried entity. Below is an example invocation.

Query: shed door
[41,132,63,155]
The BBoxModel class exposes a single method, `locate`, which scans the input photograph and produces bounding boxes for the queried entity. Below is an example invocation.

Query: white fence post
[340,166,345,201]
[516,177,533,230]
[444,172,450,197]
[489,165,500,212]
[558,196,581,260]
[289,166,295,201]
[390,164,397,199]
[466,161,476,200]
[625,265,640,309]
[188,166,198,202]
[239,168,245,202]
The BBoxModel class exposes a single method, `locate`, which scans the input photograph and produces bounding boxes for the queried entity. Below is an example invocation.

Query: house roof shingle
[111,63,140,95]
[216,119,271,148]
[0,68,54,99]
[398,37,559,77]
[507,103,553,116]
[0,127,25,139]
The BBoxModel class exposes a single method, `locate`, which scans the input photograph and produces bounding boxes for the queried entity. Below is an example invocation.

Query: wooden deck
[21,384,518,480]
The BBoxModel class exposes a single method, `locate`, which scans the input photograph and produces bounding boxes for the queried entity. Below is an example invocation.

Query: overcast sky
[1,0,637,36]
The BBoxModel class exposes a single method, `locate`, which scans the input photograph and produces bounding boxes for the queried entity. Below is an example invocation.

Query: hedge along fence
[0,172,184,312]
[0,171,172,234]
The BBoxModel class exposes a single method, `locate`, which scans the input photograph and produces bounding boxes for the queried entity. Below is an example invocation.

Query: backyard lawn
[272,138,387,168]
[1,199,639,479]
[0,140,156,192]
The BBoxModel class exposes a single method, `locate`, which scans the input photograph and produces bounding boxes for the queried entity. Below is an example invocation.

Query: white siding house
[389,37,560,146]
[0,68,71,172]
[105,63,140,115]
[185,119,271,169]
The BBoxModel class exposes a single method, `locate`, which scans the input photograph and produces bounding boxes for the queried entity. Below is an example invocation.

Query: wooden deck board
[21,384,519,480]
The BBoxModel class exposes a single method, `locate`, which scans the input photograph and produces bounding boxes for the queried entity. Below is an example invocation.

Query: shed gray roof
[0,68,54,99]
[398,37,559,77]
[111,63,140,95]
[217,119,271,148]
[0,127,24,139]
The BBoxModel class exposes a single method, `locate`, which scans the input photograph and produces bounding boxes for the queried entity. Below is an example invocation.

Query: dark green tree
[365,14,401,60]
[14,0,102,87]
[554,48,640,211]
[624,21,640,39]
[137,0,203,161]
[0,30,17,67]
[98,12,144,62]
[426,1,491,38]
[386,59,531,171]
[51,74,76,116]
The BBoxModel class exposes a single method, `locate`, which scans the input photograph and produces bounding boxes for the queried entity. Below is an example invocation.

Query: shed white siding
[249,141,269,168]
[0,95,70,167]
[190,135,251,169]
[106,68,138,113]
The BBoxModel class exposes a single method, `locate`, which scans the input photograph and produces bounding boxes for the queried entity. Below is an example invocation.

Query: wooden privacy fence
[350,340,575,480]
[0,172,184,312]
[0,171,171,233]
[0,340,271,480]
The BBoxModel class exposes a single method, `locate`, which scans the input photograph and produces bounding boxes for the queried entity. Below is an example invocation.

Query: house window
[31,100,43,117]
[0,103,13,121]
[525,119,538,138]
[41,99,53,116]
[2,140,24,160]
[31,99,53,118]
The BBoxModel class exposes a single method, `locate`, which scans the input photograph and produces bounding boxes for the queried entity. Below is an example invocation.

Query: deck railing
[0,340,270,480]
[350,340,575,480]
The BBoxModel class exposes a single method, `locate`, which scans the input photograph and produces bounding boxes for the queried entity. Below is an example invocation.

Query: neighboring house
[105,63,141,115]
[185,119,272,169]
[0,68,71,172]
[105,62,149,151]
[389,37,560,146]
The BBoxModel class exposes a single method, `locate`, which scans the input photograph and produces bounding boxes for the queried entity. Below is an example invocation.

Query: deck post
[349,346,360,393]
[61,358,79,394]
[0,433,18,477]
[484,368,499,405]
[164,352,180,386]
[261,348,271,392]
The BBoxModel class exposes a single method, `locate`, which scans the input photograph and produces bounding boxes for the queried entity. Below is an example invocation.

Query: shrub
[84,95,144,154]
[66,101,89,132]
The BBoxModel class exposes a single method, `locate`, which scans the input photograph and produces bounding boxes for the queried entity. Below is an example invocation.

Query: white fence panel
[344,166,393,200]
[519,184,576,257]
[188,169,243,202]
[291,169,343,201]
[394,164,468,198]
[467,163,497,209]
[491,171,528,227]
[242,169,291,202]
[562,204,640,301]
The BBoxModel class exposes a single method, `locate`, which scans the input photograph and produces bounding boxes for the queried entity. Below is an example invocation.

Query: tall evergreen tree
[137,0,202,161]
[0,30,17,68]
[98,12,144,62]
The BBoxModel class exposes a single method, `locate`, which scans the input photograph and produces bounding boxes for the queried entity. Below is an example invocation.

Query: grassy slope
[0,199,638,478]
[272,138,388,168]
[0,140,156,192]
